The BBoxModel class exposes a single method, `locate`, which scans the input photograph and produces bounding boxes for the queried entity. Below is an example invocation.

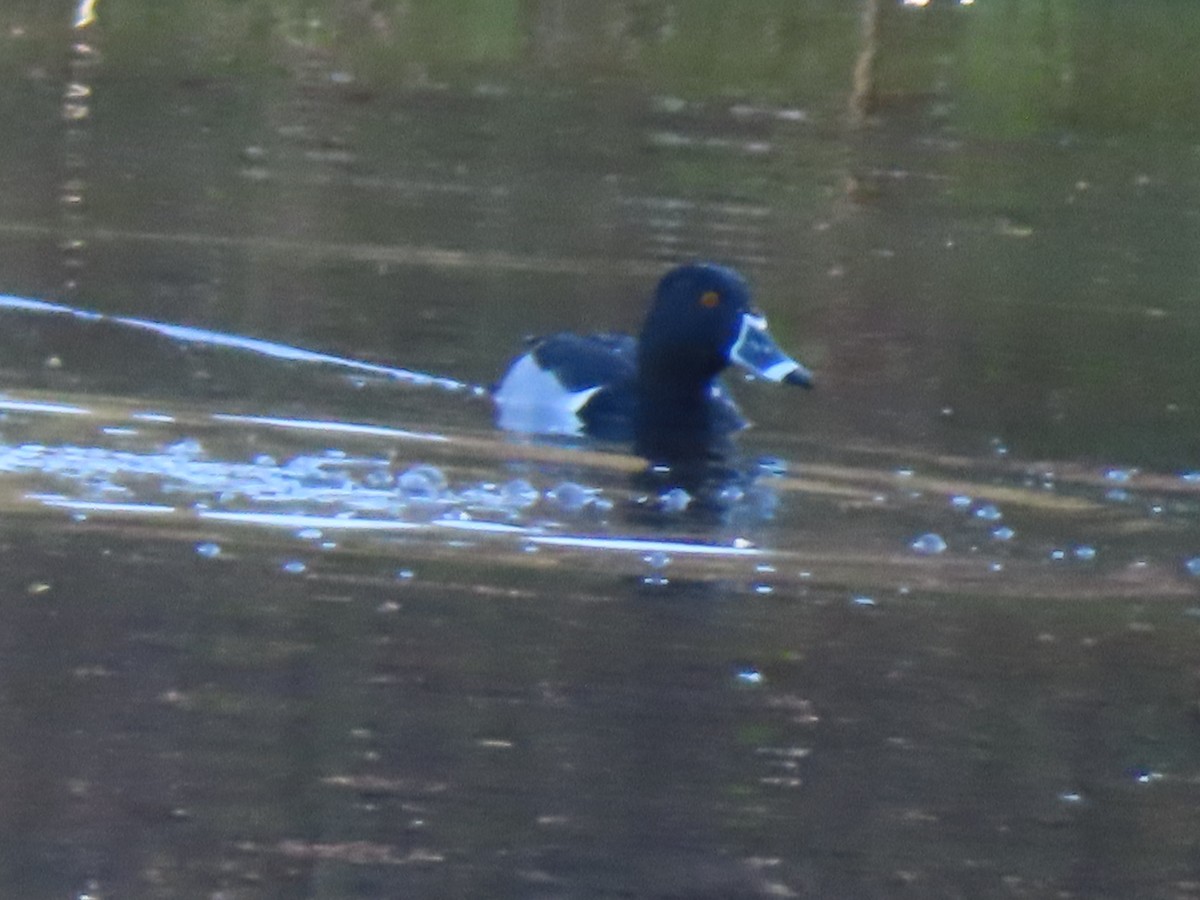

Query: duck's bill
[730,314,814,388]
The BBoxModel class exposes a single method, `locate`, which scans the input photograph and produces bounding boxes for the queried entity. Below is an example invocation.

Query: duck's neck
[633,353,720,437]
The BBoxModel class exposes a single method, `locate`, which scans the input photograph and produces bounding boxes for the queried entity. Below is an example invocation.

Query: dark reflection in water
[2,525,1199,899]
[2,1,1200,898]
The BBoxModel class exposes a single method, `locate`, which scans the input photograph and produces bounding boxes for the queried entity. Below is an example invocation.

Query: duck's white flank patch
[494,353,601,436]
[759,359,803,382]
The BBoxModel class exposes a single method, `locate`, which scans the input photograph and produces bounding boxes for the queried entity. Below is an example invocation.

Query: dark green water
[1,2,1199,897]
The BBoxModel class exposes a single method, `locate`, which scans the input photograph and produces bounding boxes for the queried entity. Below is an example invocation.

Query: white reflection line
[436,518,529,535]
[32,496,175,514]
[25,487,761,560]
[33,497,759,557]
[199,513,758,556]
[199,511,423,532]
[0,296,100,317]
[191,512,749,557]
[530,535,761,556]
[0,293,471,391]
[212,413,448,443]
[123,317,467,388]
[0,399,91,416]
[197,511,529,535]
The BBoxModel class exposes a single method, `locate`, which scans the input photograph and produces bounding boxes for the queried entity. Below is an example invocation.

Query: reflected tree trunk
[527,0,571,66]
[849,0,881,128]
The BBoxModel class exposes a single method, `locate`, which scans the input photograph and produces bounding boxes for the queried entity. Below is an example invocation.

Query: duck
[493,262,813,455]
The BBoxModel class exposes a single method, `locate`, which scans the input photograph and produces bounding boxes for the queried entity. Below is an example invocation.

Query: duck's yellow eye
[699,291,720,308]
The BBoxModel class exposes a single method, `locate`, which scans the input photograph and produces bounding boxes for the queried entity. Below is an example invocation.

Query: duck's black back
[531,332,635,392]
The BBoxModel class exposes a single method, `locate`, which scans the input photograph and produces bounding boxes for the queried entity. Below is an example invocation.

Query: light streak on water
[114,506,756,558]
[197,511,424,532]
[529,535,761,557]
[212,413,447,443]
[197,511,523,536]
[0,399,91,416]
[434,518,528,535]
[30,495,176,515]
[0,293,473,393]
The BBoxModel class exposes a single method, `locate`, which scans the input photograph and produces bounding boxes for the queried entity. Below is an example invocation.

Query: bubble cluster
[734,665,764,685]
[910,533,947,555]
[974,503,1002,522]
[659,487,692,514]
[547,481,611,514]
[397,464,447,502]
[0,439,614,528]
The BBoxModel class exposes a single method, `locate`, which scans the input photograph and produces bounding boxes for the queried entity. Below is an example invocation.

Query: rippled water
[2,2,1200,898]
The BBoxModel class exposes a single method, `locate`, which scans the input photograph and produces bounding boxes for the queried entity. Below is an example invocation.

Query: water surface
[1,2,1200,897]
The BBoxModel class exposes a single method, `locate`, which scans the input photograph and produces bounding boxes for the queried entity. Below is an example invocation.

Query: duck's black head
[637,262,814,390]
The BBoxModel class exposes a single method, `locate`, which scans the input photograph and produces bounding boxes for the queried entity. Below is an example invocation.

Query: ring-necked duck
[494,263,813,451]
